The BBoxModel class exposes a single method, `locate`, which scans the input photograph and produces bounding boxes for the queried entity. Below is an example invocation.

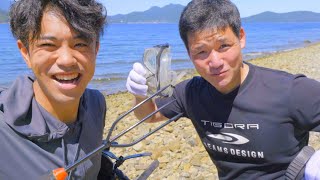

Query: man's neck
[33,83,80,124]
[38,98,80,124]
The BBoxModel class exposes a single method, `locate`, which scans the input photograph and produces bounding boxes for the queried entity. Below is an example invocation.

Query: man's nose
[56,46,77,67]
[208,51,223,68]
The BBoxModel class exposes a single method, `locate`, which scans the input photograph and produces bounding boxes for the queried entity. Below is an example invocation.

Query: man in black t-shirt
[126,0,320,179]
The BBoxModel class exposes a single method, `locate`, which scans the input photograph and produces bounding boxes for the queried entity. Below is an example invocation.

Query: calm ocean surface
[0,22,320,94]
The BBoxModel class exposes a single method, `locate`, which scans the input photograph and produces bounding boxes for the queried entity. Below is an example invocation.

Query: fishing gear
[40,43,315,180]
[101,150,156,180]
[41,44,183,180]
[143,43,177,97]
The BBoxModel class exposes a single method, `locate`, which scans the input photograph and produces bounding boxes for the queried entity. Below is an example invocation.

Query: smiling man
[0,0,107,179]
[126,0,320,179]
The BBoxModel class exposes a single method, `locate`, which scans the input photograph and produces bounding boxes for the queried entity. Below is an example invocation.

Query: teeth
[55,73,79,81]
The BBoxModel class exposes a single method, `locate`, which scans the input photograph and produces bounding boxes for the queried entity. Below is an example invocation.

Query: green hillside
[108,4,184,23]
[109,5,320,24]
[242,11,320,22]
[2,4,320,24]
[0,10,9,23]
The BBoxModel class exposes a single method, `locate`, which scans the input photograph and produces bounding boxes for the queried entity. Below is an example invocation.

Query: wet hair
[9,0,107,49]
[179,0,241,51]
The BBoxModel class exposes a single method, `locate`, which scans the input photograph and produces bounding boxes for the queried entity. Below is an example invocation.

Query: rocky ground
[102,43,320,180]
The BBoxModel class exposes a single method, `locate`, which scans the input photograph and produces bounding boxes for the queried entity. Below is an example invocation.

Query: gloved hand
[305,150,320,180]
[126,62,148,98]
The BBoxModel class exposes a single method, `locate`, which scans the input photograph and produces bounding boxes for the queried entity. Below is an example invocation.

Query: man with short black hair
[0,0,107,179]
[126,0,320,179]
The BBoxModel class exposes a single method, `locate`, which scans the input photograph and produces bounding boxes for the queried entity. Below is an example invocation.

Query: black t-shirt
[156,62,320,179]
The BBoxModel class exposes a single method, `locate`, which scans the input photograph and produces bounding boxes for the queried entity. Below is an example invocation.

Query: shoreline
[248,42,320,81]
[249,41,320,61]
[103,42,320,179]
[101,41,320,96]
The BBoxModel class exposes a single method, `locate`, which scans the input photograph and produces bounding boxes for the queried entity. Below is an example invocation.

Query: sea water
[0,22,319,94]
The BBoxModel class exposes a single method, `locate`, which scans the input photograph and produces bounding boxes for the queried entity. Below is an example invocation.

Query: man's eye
[39,43,55,47]
[197,51,206,55]
[220,44,230,49]
[75,43,88,48]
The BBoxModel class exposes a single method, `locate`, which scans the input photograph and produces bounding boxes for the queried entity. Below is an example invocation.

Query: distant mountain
[1,3,320,24]
[109,6,320,24]
[242,11,320,22]
[0,10,9,23]
[108,4,184,23]
[0,0,11,23]
[1,0,12,11]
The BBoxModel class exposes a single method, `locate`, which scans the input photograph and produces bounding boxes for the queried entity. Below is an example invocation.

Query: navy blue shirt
[0,75,106,180]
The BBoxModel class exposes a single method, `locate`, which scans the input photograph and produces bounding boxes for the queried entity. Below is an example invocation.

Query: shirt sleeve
[289,75,320,131]
[155,80,189,119]
[99,92,107,130]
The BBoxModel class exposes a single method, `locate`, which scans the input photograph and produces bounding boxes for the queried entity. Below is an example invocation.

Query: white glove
[126,62,148,97]
[305,150,320,180]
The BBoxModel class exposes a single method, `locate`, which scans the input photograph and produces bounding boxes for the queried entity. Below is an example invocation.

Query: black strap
[285,146,315,180]
[97,154,116,180]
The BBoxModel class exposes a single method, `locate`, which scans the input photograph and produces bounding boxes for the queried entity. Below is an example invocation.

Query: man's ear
[239,27,246,49]
[17,40,32,68]
[95,41,100,55]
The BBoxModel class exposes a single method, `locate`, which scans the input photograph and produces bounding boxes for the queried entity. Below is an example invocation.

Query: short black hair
[179,0,241,51]
[9,0,107,48]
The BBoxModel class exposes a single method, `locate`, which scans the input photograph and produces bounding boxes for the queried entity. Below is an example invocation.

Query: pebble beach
[102,42,320,180]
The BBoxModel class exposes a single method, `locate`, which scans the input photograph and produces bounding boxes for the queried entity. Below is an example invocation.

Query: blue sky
[101,0,320,17]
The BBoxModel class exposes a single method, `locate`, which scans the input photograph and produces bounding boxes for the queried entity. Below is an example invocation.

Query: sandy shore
[102,43,320,179]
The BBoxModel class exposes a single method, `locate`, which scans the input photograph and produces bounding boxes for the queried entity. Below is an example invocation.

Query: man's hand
[305,150,320,179]
[126,62,148,98]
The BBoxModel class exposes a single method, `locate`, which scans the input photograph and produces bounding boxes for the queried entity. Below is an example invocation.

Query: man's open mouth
[53,73,81,84]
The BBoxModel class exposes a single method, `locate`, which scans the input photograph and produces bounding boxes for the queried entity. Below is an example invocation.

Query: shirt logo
[201,120,259,130]
[207,132,249,145]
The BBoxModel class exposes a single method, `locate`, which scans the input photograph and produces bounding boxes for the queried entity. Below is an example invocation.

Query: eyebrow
[38,35,57,41]
[190,44,205,52]
[190,33,231,50]
[38,34,90,42]
[74,34,90,42]
[216,36,228,42]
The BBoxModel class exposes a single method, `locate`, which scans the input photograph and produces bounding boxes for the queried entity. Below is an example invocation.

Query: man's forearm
[133,96,168,123]
[133,96,158,122]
